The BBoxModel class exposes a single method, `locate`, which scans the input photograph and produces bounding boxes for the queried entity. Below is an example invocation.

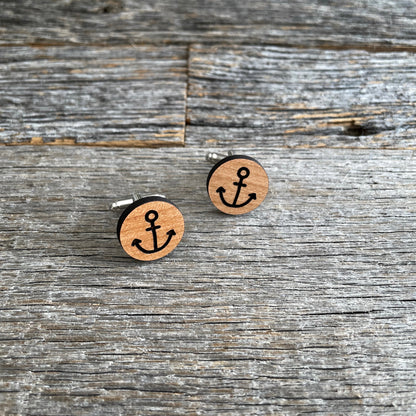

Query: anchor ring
[237,167,250,179]
[145,210,158,223]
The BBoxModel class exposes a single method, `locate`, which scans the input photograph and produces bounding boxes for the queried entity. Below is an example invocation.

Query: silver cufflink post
[109,193,141,211]
[205,151,233,164]
[109,193,167,211]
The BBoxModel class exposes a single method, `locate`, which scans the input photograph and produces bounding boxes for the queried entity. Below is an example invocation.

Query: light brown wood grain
[207,156,269,215]
[119,199,184,261]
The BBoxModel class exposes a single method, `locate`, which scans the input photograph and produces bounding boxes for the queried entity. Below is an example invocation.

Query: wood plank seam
[1,42,415,150]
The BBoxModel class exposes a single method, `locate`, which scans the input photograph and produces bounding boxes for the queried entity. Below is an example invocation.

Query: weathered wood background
[1,1,415,415]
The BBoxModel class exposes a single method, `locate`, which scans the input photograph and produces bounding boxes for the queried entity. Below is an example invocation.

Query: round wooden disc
[117,196,184,261]
[207,155,269,215]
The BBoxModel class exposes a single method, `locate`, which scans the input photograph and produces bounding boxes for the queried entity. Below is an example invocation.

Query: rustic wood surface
[1,0,416,414]
[0,46,186,146]
[1,146,415,415]
[3,44,416,149]
[2,0,416,50]
[187,45,416,149]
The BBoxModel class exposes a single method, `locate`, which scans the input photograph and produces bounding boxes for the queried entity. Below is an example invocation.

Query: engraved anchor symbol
[216,167,257,208]
[131,210,176,254]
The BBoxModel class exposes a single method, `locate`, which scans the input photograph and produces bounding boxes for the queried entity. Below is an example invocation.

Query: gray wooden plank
[1,0,416,49]
[187,45,416,149]
[0,46,186,146]
[1,146,415,415]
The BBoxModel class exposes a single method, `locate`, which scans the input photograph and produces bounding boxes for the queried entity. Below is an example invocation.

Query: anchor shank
[232,180,244,206]
[150,226,159,252]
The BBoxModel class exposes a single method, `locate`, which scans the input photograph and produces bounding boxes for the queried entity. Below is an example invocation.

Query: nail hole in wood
[343,120,389,137]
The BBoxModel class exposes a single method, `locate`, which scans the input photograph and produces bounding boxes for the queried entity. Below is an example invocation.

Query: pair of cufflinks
[110,152,269,261]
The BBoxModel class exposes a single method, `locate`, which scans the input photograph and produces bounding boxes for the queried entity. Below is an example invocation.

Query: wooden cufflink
[110,194,184,261]
[206,152,269,215]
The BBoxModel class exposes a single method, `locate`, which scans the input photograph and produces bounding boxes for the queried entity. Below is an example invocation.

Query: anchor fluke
[131,210,177,254]
[131,238,142,247]
[215,169,257,208]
